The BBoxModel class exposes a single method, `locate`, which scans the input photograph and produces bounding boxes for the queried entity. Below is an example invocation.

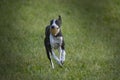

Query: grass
[0,0,120,80]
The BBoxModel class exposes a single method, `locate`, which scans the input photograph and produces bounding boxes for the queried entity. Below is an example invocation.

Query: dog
[44,15,66,69]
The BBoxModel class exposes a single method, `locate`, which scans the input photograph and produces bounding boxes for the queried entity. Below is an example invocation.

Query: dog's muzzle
[50,26,59,36]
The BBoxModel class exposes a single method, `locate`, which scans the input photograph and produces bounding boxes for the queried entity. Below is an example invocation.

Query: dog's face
[50,16,62,36]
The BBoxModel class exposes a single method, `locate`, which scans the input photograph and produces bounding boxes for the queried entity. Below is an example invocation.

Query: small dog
[44,15,66,69]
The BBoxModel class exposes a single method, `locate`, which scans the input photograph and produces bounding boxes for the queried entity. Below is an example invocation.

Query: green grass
[0,0,120,80]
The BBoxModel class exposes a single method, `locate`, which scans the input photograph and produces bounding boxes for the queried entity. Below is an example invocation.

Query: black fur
[44,15,65,67]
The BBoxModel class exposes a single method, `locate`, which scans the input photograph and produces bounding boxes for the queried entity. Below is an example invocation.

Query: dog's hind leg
[44,43,54,69]
[46,50,54,69]
[44,39,54,69]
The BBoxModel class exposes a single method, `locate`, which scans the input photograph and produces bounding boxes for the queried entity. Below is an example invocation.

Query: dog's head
[50,15,62,36]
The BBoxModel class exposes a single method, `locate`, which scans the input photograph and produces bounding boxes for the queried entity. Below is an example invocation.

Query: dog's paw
[61,61,64,65]
[57,61,63,67]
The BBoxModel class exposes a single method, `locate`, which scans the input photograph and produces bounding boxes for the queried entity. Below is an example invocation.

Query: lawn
[0,0,120,80]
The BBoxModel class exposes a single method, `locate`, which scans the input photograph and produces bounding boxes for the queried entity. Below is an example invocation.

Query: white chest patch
[50,34,63,49]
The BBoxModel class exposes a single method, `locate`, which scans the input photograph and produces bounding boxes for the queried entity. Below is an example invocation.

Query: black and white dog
[44,15,66,69]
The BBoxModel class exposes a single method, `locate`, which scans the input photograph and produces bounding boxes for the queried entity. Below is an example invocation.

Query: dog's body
[44,16,66,69]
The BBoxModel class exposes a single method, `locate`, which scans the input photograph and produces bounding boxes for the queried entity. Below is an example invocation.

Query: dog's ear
[50,20,53,25]
[58,15,62,25]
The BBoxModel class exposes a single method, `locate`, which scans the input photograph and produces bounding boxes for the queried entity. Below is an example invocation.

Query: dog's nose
[51,26,55,29]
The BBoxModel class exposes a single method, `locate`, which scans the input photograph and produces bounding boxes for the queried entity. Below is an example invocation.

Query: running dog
[44,15,66,69]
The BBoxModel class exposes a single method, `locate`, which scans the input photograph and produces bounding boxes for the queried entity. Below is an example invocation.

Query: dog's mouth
[50,28,59,36]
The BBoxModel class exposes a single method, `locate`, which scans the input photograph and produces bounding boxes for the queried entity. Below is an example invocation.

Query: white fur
[51,60,54,69]
[52,20,59,28]
[50,19,60,36]
[61,50,66,62]
[50,34,63,49]
[50,34,65,67]
[59,47,66,62]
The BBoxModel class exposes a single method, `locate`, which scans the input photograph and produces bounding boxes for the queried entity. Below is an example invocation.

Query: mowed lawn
[0,0,120,80]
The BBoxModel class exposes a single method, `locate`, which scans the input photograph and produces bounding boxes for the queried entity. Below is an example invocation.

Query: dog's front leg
[51,49,62,66]
[61,50,66,63]
[59,47,66,64]
[59,47,62,62]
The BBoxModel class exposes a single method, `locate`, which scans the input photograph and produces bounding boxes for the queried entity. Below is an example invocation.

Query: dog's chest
[50,34,62,49]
